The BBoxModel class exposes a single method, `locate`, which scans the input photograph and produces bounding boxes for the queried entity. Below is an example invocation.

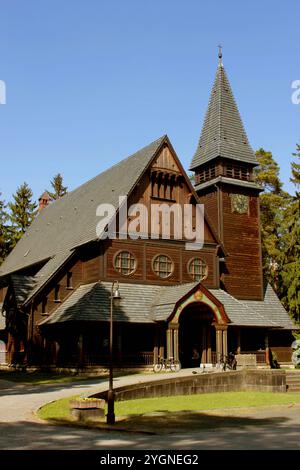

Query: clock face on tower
[230,194,249,214]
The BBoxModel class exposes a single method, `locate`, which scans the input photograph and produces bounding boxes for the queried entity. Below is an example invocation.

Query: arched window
[152,254,173,278]
[114,251,137,276]
[188,258,208,281]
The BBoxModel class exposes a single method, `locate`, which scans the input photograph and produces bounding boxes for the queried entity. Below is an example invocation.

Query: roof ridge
[65,134,167,198]
[36,135,168,214]
[0,135,167,280]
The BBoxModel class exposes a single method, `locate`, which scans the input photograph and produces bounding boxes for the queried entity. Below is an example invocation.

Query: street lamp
[106,280,121,425]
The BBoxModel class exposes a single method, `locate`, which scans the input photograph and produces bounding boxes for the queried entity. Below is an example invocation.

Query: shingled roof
[211,284,295,329]
[190,63,258,170]
[0,135,168,298]
[39,281,295,330]
[10,275,37,307]
[39,282,162,325]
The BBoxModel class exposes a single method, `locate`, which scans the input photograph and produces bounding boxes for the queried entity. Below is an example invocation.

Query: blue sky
[0,0,299,203]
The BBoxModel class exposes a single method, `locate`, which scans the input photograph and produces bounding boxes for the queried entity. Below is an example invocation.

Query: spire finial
[218,44,223,66]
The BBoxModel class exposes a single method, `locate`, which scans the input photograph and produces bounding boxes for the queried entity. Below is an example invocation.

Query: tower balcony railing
[195,165,255,185]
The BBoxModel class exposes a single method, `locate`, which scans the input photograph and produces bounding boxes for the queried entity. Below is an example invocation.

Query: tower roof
[190,61,258,170]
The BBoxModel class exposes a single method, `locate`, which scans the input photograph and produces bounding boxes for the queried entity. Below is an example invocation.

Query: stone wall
[94,370,286,402]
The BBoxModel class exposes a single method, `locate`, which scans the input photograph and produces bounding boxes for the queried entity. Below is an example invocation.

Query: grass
[38,395,80,420]
[37,391,300,433]
[114,391,300,415]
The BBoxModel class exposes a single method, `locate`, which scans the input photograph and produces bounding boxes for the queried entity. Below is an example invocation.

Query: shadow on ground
[114,410,289,433]
[0,412,299,450]
[43,410,290,435]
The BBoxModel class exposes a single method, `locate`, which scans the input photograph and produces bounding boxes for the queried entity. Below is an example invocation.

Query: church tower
[190,50,264,300]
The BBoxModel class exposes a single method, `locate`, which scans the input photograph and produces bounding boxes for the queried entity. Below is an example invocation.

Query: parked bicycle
[219,352,237,371]
[153,356,181,373]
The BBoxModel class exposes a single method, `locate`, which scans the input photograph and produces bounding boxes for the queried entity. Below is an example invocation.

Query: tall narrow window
[54,285,61,302]
[157,174,162,198]
[42,297,48,314]
[169,179,174,200]
[67,272,73,289]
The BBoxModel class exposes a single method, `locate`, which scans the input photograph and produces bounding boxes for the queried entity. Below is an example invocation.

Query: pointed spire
[190,58,258,170]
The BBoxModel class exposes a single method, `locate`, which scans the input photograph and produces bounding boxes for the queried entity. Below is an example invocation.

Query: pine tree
[48,173,68,200]
[290,143,300,195]
[281,145,300,322]
[254,148,290,291]
[9,183,37,246]
[0,193,10,263]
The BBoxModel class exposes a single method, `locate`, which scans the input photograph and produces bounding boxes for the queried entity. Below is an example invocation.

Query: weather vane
[218,44,223,65]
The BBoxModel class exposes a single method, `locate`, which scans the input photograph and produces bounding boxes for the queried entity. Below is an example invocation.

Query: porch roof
[38,280,295,330]
[39,281,199,326]
[210,285,295,329]
[242,284,296,329]
[39,282,162,325]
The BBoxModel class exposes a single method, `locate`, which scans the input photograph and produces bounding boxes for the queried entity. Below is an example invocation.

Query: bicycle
[153,356,181,373]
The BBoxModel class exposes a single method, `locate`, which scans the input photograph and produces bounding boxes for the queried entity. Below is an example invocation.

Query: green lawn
[114,391,300,415]
[38,395,80,420]
[38,391,300,424]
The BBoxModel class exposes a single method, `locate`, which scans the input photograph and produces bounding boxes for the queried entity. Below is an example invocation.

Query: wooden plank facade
[0,57,295,369]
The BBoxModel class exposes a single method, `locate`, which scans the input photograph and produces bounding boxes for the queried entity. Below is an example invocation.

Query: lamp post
[106,280,121,425]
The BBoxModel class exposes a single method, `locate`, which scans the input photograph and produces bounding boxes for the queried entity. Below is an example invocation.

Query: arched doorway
[165,283,229,367]
[179,303,215,367]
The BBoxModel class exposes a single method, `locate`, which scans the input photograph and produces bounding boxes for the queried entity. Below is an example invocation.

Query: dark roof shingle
[39,281,295,330]
[0,136,167,302]
[190,64,258,170]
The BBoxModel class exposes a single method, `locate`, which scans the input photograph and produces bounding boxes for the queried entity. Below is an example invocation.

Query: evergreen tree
[9,183,37,246]
[0,193,10,263]
[290,143,300,195]
[48,173,68,200]
[254,148,289,291]
[281,145,300,322]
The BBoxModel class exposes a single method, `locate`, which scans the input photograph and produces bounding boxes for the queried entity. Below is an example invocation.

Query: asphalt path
[0,372,300,450]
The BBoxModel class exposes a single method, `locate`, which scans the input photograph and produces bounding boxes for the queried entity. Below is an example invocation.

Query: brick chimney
[38,191,50,212]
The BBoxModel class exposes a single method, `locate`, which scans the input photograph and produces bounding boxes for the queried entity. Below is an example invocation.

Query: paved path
[1,371,300,450]
[0,368,203,422]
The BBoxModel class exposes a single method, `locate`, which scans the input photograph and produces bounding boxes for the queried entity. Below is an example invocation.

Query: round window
[188,258,208,281]
[152,254,174,279]
[114,251,136,276]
